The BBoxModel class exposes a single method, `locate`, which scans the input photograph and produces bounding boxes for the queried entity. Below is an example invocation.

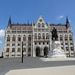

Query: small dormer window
[39,19,42,22]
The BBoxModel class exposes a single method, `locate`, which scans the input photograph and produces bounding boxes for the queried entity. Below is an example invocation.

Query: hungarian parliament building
[3,15,75,58]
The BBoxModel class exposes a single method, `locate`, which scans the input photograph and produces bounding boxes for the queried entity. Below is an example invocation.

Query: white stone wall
[3,16,75,58]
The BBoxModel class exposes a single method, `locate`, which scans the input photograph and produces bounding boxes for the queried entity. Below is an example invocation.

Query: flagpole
[22,42,23,63]
[48,22,50,52]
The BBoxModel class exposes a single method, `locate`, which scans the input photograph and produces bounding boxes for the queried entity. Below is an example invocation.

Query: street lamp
[22,42,23,63]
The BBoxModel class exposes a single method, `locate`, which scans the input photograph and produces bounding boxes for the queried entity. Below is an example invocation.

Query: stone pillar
[15,34,18,57]
[63,33,66,52]
[32,21,36,57]
[72,33,75,56]
[9,34,12,58]
[40,45,44,56]
[68,32,71,56]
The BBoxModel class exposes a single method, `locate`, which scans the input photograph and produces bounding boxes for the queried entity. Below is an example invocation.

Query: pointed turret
[66,16,70,28]
[32,21,34,26]
[8,16,11,28]
[66,16,69,24]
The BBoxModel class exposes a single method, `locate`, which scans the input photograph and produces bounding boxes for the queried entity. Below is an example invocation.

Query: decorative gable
[34,15,48,28]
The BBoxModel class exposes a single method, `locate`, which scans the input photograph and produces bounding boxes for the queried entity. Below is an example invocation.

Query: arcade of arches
[36,46,48,56]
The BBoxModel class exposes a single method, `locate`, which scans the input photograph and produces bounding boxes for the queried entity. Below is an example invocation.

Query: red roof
[12,25,32,30]
[11,25,67,30]
[50,25,67,30]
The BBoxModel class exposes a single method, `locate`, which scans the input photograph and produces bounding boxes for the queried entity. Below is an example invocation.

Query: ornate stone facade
[3,15,75,58]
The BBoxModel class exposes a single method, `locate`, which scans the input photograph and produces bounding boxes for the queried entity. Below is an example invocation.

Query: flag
[40,36,42,39]
[38,34,42,39]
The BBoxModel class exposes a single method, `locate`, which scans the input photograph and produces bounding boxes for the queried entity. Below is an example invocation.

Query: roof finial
[40,13,41,16]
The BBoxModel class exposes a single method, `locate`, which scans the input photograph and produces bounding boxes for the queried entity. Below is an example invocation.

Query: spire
[40,13,41,16]
[66,16,70,28]
[48,21,50,26]
[9,16,11,23]
[8,16,11,28]
[66,16,69,24]
[32,21,34,27]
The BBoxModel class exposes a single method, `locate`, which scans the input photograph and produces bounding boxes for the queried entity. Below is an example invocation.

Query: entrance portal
[44,47,48,56]
[36,47,40,56]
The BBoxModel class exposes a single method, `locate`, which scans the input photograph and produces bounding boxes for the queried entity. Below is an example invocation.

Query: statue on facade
[51,27,58,41]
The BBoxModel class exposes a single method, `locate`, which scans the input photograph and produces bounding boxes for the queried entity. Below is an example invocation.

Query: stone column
[32,21,36,57]
[15,34,18,57]
[9,34,12,58]
[63,33,66,52]
[26,34,28,56]
[72,33,75,56]
[67,32,71,56]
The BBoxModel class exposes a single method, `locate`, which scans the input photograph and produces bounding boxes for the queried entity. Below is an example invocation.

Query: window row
[35,42,49,45]
[7,35,31,41]
[34,33,49,39]
[7,43,31,46]
[61,43,73,45]
[38,23,45,27]
[60,37,72,41]
[12,31,31,33]
[6,48,31,52]
[6,54,31,57]
[61,47,74,51]
[7,43,26,46]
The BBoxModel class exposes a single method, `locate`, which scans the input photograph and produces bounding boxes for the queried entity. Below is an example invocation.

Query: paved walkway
[5,66,75,75]
[0,57,75,75]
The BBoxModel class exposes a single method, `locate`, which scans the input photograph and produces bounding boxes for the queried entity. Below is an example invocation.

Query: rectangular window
[60,37,63,41]
[18,43,20,46]
[18,37,21,41]
[23,37,26,41]
[28,54,31,56]
[12,37,15,41]
[12,31,16,33]
[28,48,31,52]
[17,48,20,52]
[69,37,72,40]
[7,44,10,46]
[12,44,15,46]
[65,37,68,40]
[71,47,73,51]
[12,48,15,52]
[66,47,68,51]
[7,37,10,41]
[6,48,9,52]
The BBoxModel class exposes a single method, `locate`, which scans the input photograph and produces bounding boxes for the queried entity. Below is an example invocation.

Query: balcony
[34,39,49,42]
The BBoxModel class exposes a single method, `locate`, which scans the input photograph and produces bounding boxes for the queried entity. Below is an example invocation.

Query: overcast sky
[0,0,75,50]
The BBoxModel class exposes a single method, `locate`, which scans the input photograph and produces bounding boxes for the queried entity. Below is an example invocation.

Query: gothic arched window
[42,23,44,27]
[38,23,40,27]
[28,35,31,41]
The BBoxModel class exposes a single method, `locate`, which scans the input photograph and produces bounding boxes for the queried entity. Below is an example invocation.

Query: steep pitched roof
[11,24,67,30]
[50,24,67,30]
[12,25,32,30]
